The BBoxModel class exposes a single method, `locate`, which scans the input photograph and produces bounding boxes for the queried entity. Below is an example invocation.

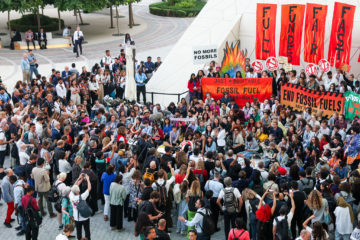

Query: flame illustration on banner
[220,41,248,77]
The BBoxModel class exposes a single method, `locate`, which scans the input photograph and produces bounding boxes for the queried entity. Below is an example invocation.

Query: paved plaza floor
[0,0,193,91]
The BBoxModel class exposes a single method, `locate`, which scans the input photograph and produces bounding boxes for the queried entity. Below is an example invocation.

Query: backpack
[138,200,152,214]
[24,197,42,228]
[224,187,238,214]
[143,168,156,184]
[231,229,246,240]
[11,142,20,165]
[198,208,216,236]
[155,181,167,207]
[300,178,314,195]
[77,194,93,218]
[55,196,66,213]
[275,216,290,240]
[249,197,260,214]
[252,182,264,196]
[339,192,356,206]
[23,131,30,144]
[48,182,62,203]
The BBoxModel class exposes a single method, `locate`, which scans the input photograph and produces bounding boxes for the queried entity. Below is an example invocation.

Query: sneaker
[95,210,103,215]
[42,211,47,216]
[16,230,25,236]
[49,214,57,218]
[3,222,12,228]
[10,219,15,222]
[117,228,125,232]
[15,226,22,231]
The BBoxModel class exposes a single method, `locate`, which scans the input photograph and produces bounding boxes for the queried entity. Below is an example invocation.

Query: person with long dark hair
[188,73,200,103]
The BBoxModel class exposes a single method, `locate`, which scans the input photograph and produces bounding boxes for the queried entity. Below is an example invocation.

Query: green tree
[123,0,140,28]
[21,0,46,32]
[0,0,23,31]
[108,0,124,33]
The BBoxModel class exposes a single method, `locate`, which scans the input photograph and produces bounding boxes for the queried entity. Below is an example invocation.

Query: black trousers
[25,224,39,240]
[74,40,82,57]
[75,219,90,240]
[136,85,146,103]
[124,194,129,218]
[128,207,138,222]
[291,214,303,239]
[110,204,124,229]
[88,181,98,213]
[38,39,47,48]
[26,40,36,50]
[90,91,98,105]
[210,197,220,228]
[116,86,124,99]
[224,211,237,240]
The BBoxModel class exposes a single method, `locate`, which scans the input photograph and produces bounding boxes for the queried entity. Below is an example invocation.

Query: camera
[82,173,86,177]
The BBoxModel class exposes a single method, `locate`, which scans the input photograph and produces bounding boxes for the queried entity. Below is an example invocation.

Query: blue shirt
[21,59,30,72]
[135,73,147,86]
[0,93,10,103]
[101,172,116,195]
[144,61,155,73]
[27,54,36,66]
[162,124,172,135]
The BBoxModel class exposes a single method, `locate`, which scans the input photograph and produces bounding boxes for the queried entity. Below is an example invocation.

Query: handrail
[146,91,189,104]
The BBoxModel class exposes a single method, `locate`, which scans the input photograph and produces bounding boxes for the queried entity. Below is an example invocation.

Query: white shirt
[56,83,67,98]
[59,159,72,173]
[217,129,226,147]
[102,56,114,71]
[73,31,84,41]
[35,121,43,137]
[0,130,6,151]
[218,187,241,203]
[56,233,69,240]
[19,151,30,166]
[273,212,293,226]
[246,72,257,78]
[152,176,175,194]
[69,189,90,221]
[334,206,353,234]
[89,81,99,91]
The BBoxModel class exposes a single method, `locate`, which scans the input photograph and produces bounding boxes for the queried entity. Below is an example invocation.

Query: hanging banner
[202,77,273,107]
[344,91,360,119]
[328,2,355,68]
[280,83,344,117]
[256,3,277,60]
[279,4,305,66]
[304,3,328,64]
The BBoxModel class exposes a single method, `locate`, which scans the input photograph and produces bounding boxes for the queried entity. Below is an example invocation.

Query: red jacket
[22,195,39,211]
[188,79,200,93]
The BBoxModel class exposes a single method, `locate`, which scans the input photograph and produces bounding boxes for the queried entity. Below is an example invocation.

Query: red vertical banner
[303,3,328,64]
[279,4,305,65]
[328,2,355,68]
[256,4,277,60]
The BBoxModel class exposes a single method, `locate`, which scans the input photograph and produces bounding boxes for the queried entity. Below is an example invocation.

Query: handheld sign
[251,61,264,73]
[306,63,318,76]
[318,59,330,73]
[265,57,279,71]
[284,63,293,73]
[278,56,288,64]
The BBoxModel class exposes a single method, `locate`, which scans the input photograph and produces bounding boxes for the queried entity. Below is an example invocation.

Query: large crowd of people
[1,35,360,240]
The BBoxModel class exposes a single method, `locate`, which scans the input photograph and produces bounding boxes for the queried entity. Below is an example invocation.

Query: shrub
[9,14,64,32]
[149,1,206,17]
[175,0,195,8]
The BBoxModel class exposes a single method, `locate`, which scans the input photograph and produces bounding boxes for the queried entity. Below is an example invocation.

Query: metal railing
[146,90,189,104]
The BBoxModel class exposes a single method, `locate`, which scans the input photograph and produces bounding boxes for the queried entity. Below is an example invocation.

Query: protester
[0,42,359,240]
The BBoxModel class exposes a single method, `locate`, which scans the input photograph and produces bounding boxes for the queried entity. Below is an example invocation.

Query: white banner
[192,45,218,64]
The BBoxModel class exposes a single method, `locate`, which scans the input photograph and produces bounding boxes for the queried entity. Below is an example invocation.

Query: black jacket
[37,32,47,41]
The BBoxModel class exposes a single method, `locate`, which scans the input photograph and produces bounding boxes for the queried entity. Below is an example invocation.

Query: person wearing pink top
[25,29,36,50]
